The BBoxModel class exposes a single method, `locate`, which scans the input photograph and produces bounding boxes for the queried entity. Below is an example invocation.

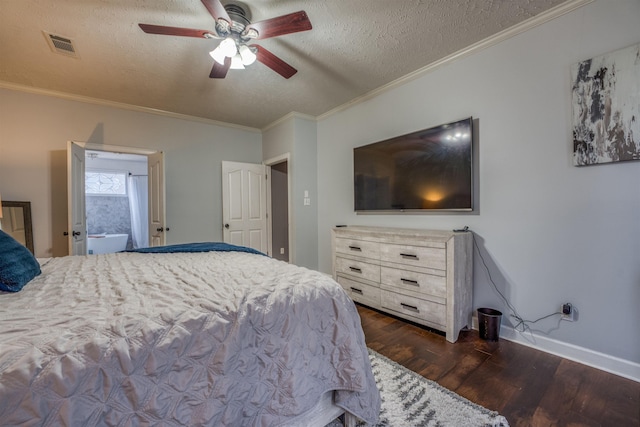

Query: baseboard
[472,317,640,383]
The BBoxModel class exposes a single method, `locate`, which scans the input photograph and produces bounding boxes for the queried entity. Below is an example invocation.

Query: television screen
[354,117,473,212]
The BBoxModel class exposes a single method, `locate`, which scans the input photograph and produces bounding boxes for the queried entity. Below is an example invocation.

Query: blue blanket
[126,242,266,257]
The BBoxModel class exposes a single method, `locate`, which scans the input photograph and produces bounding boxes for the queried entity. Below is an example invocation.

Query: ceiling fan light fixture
[219,37,238,57]
[209,46,227,65]
[138,0,312,79]
[239,45,256,66]
[230,54,245,69]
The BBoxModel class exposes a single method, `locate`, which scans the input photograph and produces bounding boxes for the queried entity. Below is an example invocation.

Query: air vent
[44,32,79,57]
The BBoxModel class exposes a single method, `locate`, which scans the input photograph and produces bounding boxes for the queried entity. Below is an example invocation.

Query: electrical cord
[461,227,563,333]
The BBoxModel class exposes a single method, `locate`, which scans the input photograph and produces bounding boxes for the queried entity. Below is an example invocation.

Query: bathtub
[87,233,129,255]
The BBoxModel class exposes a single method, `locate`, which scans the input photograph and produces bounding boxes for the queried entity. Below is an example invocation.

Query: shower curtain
[128,175,149,249]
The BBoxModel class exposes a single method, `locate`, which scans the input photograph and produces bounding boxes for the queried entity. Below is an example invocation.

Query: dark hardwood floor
[356,304,640,427]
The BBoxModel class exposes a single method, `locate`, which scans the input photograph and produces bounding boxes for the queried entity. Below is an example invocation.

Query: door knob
[157,227,164,232]
[224,224,229,229]
[72,231,81,237]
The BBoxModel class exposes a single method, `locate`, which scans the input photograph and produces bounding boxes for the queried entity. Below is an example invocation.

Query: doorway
[264,154,291,263]
[269,160,289,262]
[84,150,148,253]
[67,142,165,255]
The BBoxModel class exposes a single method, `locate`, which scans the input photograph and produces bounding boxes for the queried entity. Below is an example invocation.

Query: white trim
[472,316,640,383]
[316,0,594,122]
[262,111,317,132]
[81,142,157,156]
[263,153,290,166]
[0,82,261,134]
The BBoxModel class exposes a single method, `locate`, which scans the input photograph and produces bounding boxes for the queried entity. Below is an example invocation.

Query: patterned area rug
[330,349,510,426]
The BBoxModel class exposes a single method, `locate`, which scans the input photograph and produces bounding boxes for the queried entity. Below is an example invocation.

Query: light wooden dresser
[332,226,472,343]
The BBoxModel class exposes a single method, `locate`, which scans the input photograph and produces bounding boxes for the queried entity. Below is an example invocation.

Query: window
[86,171,127,196]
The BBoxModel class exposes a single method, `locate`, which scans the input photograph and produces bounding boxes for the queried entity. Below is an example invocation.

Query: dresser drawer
[335,256,380,283]
[334,237,380,260]
[380,266,446,299]
[337,276,380,308]
[381,289,446,327]
[380,243,446,270]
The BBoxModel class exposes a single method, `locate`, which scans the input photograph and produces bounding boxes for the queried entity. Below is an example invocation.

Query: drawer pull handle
[401,278,419,286]
[400,253,419,260]
[348,246,362,252]
[350,287,363,295]
[401,303,419,312]
[349,266,362,273]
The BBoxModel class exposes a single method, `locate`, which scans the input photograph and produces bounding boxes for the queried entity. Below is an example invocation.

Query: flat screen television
[354,117,474,212]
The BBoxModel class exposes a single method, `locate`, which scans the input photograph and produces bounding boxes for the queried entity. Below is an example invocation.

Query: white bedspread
[0,251,379,426]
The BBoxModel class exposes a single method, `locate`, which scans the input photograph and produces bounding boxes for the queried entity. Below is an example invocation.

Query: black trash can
[477,308,502,341]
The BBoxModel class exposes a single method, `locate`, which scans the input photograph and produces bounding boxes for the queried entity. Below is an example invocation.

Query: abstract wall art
[571,43,640,166]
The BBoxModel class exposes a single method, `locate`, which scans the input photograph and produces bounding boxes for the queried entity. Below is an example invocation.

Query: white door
[222,161,267,253]
[67,141,87,255]
[148,151,166,247]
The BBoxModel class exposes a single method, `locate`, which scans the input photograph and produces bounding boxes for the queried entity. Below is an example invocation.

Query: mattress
[0,250,380,426]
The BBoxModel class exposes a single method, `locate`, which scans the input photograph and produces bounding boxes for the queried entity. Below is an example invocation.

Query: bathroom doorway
[85,150,149,254]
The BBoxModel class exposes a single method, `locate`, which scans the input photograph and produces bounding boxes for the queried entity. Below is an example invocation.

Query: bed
[0,235,380,426]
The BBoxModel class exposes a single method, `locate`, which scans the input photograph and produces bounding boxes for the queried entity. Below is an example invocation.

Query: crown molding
[0,81,261,134]
[262,111,317,132]
[317,0,593,122]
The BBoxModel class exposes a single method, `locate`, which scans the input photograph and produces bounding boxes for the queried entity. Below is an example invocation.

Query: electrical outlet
[561,303,575,321]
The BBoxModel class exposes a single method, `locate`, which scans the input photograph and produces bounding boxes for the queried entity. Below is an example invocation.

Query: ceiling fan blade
[201,0,231,24]
[139,23,212,38]
[252,45,297,79]
[209,57,231,78]
[245,11,312,40]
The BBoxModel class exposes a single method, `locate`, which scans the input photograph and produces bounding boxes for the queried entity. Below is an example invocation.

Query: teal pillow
[0,229,41,292]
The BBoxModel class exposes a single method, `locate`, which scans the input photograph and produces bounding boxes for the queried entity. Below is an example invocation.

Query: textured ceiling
[0,0,570,129]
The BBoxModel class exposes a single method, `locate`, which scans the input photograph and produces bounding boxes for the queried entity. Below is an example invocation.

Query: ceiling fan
[138,0,312,79]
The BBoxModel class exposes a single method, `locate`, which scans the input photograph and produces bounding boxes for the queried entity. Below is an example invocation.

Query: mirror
[1,201,34,254]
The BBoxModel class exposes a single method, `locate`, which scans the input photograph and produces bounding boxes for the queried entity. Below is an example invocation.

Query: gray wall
[316,0,640,365]
[292,118,318,269]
